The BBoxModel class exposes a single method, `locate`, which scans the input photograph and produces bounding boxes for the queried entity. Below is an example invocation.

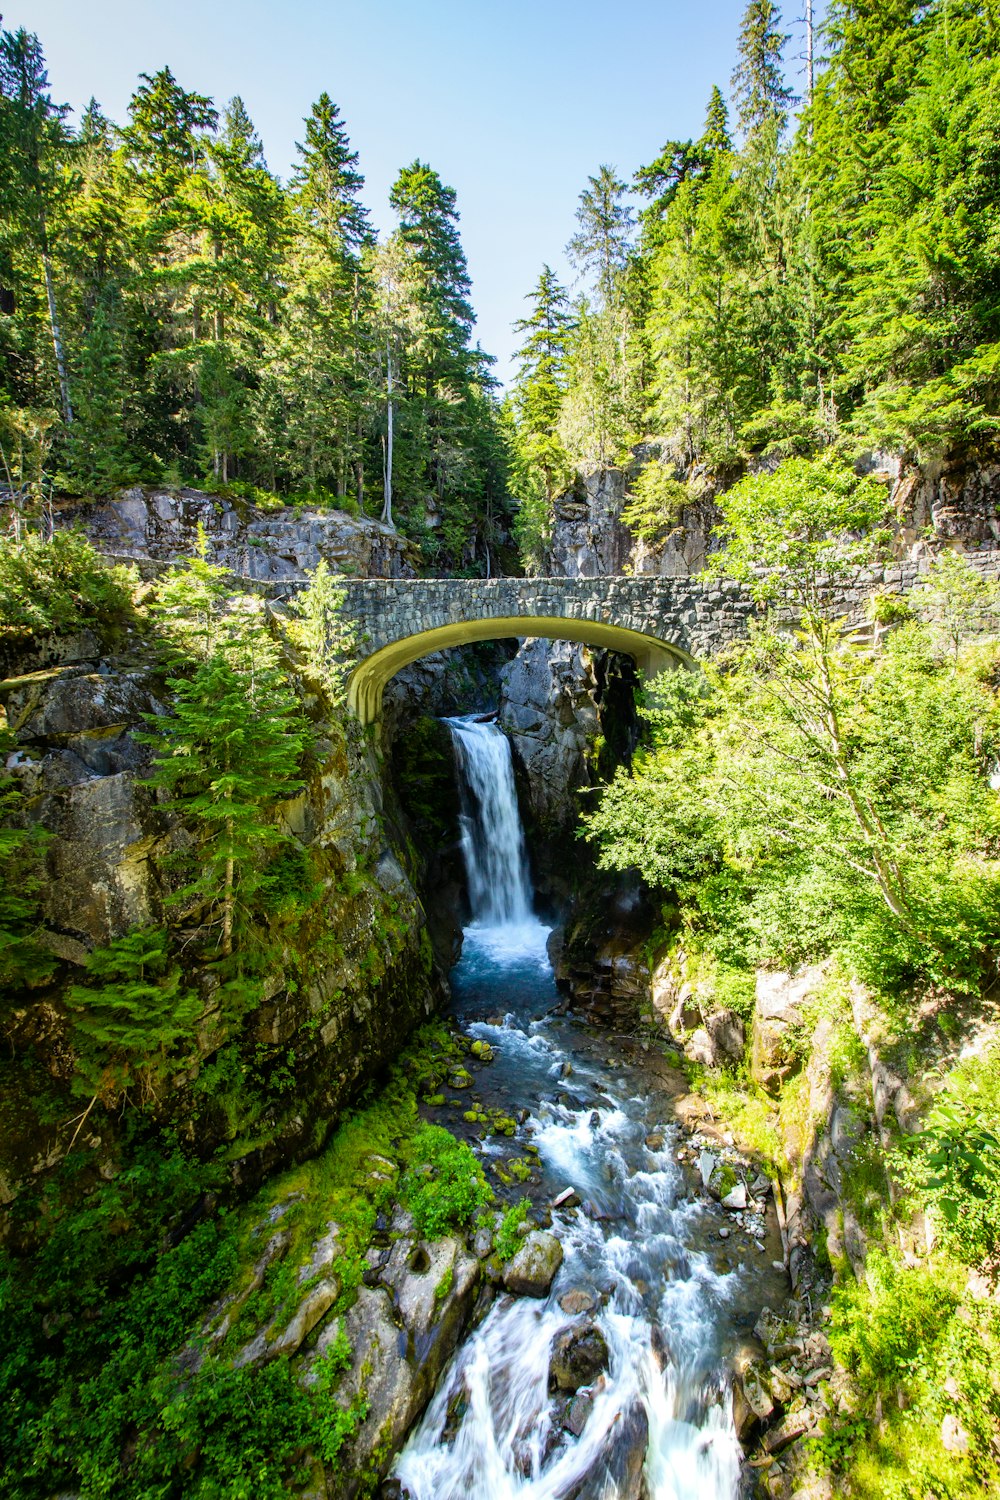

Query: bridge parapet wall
[335,551,1000,722]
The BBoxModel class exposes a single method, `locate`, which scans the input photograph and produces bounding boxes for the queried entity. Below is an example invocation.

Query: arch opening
[346,614,696,725]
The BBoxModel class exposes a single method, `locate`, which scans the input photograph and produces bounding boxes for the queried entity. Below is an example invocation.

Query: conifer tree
[66,927,200,1106]
[566,165,634,303]
[0,27,74,422]
[731,0,795,139]
[509,266,574,568]
[278,94,373,497]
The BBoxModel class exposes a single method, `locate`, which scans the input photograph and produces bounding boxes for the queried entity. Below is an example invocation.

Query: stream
[392,716,786,1500]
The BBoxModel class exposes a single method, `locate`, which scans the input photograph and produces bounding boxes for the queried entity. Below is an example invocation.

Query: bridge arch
[346,614,696,725]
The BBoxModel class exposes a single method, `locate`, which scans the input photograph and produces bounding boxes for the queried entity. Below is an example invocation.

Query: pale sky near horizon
[15,0,819,386]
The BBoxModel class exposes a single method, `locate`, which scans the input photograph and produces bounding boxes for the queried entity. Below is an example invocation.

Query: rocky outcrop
[64,486,416,581]
[547,470,633,577]
[751,967,824,1095]
[313,1231,481,1498]
[0,639,444,1230]
[499,638,600,839]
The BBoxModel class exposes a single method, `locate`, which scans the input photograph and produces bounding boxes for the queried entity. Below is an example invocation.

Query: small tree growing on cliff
[144,545,308,959]
[66,927,200,1109]
[144,651,306,958]
[289,558,356,704]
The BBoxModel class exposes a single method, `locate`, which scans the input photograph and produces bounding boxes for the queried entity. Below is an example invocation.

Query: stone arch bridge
[336,564,940,724]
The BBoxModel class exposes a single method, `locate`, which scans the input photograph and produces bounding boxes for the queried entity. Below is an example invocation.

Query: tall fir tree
[730,0,796,140]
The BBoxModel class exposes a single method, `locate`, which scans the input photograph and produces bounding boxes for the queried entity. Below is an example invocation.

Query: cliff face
[0,493,441,1232]
[544,448,1000,583]
[65,485,417,581]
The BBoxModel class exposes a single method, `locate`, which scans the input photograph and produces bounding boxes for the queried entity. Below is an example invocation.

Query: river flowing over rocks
[390,717,788,1500]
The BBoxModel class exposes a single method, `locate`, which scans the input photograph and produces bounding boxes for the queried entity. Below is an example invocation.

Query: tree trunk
[805,0,815,136]
[381,339,394,528]
[222,809,234,957]
[42,249,73,426]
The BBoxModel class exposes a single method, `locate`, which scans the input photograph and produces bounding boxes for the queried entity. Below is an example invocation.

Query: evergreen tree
[512,267,573,495]
[384,161,492,561]
[144,649,306,959]
[277,94,373,497]
[66,928,200,1107]
[730,0,796,140]
[566,165,634,303]
[0,25,74,422]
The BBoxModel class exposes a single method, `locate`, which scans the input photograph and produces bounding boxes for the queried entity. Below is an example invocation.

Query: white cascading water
[448,716,534,927]
[393,715,745,1500]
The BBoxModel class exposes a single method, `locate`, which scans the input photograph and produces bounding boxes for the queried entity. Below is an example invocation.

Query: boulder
[564,1399,649,1499]
[752,967,826,1092]
[549,1319,610,1391]
[308,1234,480,1498]
[559,1287,597,1316]
[502,1230,563,1298]
[685,1009,746,1067]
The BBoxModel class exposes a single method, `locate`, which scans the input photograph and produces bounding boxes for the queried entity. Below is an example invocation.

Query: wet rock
[565,1389,595,1437]
[309,1235,480,1497]
[472,1227,493,1259]
[721,1182,748,1212]
[565,1399,648,1499]
[502,1230,563,1298]
[559,1287,598,1316]
[549,1319,610,1391]
[498,638,600,838]
[644,1131,665,1151]
[552,1187,580,1210]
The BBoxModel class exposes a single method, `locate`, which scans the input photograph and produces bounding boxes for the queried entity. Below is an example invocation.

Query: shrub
[0,529,136,641]
[402,1124,493,1237]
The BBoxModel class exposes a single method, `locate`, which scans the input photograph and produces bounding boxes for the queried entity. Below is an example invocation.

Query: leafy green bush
[830,1250,960,1394]
[494,1197,531,1261]
[402,1124,493,1237]
[0,529,136,641]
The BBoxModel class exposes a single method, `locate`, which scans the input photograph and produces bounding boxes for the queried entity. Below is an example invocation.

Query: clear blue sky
[17,0,817,386]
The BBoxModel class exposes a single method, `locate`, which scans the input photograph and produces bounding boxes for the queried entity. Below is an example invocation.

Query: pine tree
[510,266,574,569]
[0,26,74,422]
[731,0,796,140]
[277,94,373,497]
[144,650,306,958]
[66,927,200,1106]
[566,165,634,303]
[385,161,489,559]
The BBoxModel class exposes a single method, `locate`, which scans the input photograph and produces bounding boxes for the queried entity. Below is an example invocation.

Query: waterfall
[447,717,533,928]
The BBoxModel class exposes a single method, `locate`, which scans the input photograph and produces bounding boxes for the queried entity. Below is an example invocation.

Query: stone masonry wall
[338,552,1000,670]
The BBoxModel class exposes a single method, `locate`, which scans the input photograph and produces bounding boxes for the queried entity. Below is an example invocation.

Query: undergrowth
[0,1020,492,1499]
